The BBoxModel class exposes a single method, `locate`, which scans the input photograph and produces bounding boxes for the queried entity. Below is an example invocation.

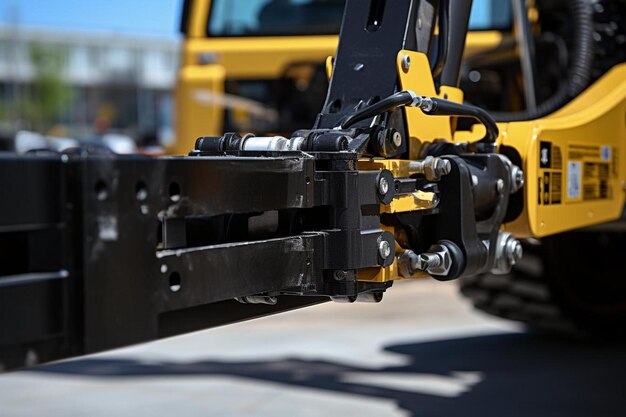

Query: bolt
[378,176,389,196]
[413,244,453,276]
[408,156,451,181]
[511,166,525,193]
[506,239,523,264]
[378,240,392,260]
[416,253,442,271]
[491,232,523,275]
[392,131,403,147]
[401,54,411,71]
[496,179,505,194]
[334,270,348,281]
[497,155,524,194]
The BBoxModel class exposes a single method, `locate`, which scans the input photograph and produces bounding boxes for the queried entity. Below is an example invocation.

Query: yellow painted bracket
[396,51,465,159]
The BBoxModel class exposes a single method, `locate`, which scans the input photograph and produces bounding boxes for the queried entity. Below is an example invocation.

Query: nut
[408,156,451,181]
[415,244,452,276]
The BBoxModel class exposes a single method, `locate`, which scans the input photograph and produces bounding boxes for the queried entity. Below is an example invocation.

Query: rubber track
[459,243,580,334]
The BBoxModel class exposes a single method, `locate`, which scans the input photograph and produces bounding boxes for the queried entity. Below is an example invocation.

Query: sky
[0,0,501,38]
[0,0,183,37]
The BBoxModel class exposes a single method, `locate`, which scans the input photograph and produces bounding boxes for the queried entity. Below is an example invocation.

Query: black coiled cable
[494,0,594,122]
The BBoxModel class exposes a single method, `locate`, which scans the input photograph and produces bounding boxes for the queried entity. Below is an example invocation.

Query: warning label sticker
[567,161,582,199]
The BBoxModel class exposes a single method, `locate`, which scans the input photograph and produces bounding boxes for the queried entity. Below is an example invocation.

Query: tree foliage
[21,44,72,132]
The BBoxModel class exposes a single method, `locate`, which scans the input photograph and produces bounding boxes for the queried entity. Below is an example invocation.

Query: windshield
[207,0,512,37]
[208,0,345,37]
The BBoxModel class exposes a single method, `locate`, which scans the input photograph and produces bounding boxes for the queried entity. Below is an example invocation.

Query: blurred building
[0,25,180,144]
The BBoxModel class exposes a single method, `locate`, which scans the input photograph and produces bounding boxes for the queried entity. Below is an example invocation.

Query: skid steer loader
[1,0,625,371]
[175,0,626,336]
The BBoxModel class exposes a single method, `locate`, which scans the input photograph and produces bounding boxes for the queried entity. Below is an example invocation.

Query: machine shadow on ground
[34,333,626,417]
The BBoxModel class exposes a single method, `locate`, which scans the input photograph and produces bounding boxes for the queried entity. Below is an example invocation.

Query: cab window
[208,0,345,37]
[206,0,511,37]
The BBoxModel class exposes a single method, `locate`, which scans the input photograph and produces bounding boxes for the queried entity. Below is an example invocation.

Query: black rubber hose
[425,97,499,144]
[431,0,449,79]
[341,91,498,147]
[494,0,594,122]
[340,91,415,129]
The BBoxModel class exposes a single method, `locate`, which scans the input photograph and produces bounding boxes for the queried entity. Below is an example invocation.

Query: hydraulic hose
[339,91,416,129]
[494,0,594,122]
[339,90,498,149]
[424,97,499,144]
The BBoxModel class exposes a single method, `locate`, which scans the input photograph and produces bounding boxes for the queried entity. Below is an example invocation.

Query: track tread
[460,252,581,334]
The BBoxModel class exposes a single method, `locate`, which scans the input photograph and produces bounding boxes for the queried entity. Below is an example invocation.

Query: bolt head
[392,131,403,147]
[496,179,505,194]
[510,166,525,193]
[378,177,389,196]
[401,54,411,71]
[378,240,392,259]
[507,239,523,264]
[334,270,348,281]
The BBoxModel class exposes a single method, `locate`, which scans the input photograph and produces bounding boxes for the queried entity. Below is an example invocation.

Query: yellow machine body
[174,0,505,155]
[358,53,626,282]
[502,64,626,237]
[391,51,626,239]
[177,1,626,284]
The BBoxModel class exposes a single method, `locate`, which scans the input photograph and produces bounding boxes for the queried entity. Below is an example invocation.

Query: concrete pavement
[1,280,625,416]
